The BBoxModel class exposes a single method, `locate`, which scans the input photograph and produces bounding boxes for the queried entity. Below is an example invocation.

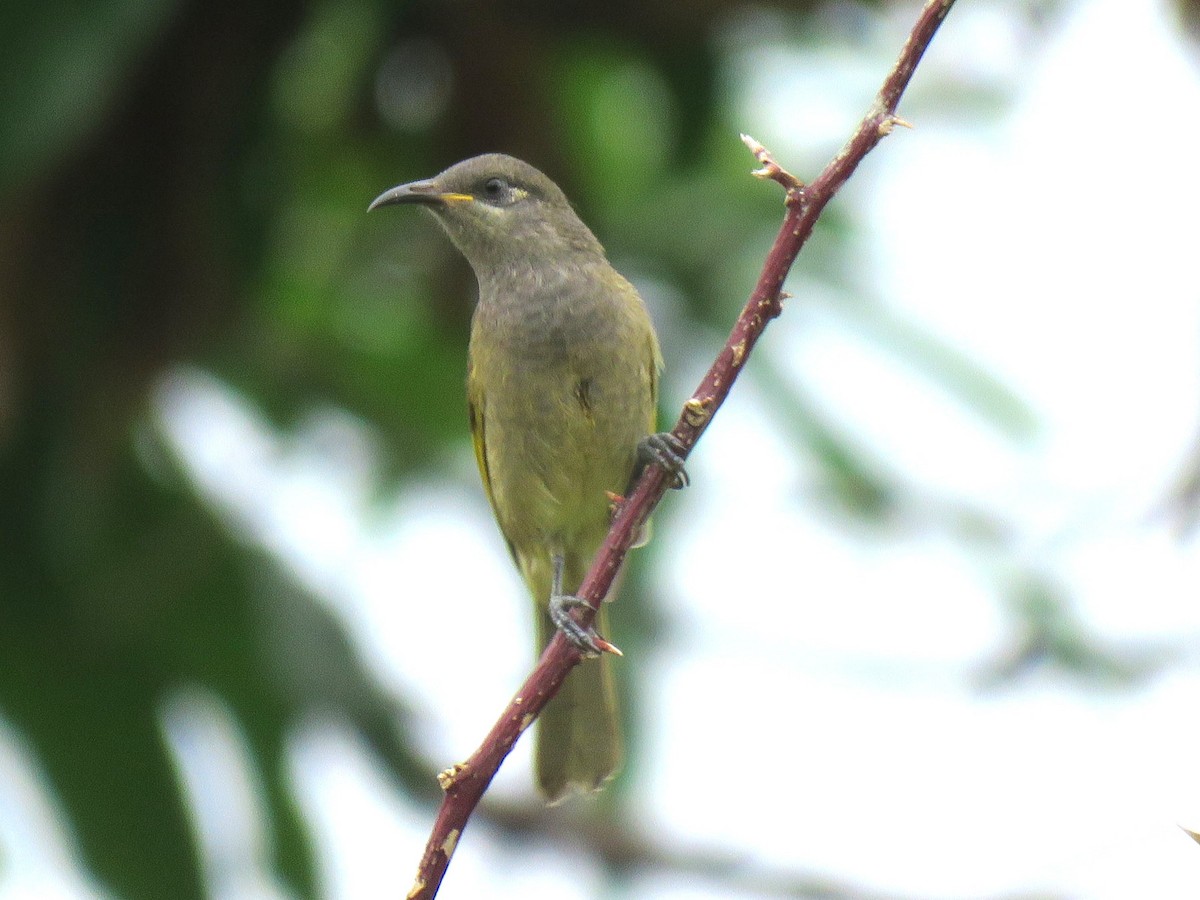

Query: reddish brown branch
[406,1,957,896]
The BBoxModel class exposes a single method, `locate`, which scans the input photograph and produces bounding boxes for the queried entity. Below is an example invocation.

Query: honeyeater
[369,154,683,801]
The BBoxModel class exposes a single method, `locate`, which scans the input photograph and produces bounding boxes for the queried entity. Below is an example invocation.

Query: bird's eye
[482,177,506,198]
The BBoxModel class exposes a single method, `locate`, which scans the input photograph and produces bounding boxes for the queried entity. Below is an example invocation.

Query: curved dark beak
[368,180,471,212]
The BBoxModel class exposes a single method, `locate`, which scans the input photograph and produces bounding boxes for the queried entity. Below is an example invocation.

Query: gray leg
[548,553,607,657]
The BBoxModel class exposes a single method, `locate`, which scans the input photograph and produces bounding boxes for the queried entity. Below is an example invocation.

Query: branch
[406,2,957,896]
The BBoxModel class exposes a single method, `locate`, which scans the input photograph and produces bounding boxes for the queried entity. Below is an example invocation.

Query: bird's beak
[368,180,474,212]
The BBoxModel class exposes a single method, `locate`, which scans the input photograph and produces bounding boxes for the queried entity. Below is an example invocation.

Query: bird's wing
[467,396,492,504]
[467,372,518,563]
[646,317,664,433]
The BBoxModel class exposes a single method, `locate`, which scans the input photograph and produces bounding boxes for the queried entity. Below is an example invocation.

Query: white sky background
[4,0,1200,897]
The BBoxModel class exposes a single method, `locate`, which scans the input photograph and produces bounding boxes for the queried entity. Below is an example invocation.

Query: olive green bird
[370,154,684,801]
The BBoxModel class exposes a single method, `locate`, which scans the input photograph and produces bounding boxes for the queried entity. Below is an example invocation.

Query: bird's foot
[637,432,689,489]
[549,593,622,658]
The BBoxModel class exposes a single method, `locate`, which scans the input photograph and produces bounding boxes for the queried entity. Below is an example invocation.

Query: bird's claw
[637,432,689,489]
[549,593,622,657]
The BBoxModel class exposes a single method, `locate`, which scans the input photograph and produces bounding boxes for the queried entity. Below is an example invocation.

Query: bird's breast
[469,278,652,547]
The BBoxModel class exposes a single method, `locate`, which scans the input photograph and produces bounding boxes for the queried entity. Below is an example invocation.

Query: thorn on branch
[740,133,805,192]
[592,635,624,657]
[757,290,786,321]
[771,290,789,318]
[683,396,715,428]
[437,763,469,791]
[605,490,626,519]
[878,114,914,137]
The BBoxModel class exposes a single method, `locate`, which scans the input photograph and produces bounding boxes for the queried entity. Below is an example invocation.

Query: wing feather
[467,378,518,562]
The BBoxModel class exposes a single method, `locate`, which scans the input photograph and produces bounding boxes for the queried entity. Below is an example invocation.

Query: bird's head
[369,154,604,274]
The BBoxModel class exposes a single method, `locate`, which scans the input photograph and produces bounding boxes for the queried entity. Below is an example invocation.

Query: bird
[369,153,684,802]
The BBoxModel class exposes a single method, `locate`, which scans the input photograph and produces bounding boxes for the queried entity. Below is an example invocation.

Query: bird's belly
[483,368,645,552]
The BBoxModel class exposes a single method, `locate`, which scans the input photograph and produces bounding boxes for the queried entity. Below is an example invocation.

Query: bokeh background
[2,0,1199,897]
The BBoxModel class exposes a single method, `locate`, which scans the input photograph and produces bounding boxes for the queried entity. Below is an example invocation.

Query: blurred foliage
[0,0,1173,897]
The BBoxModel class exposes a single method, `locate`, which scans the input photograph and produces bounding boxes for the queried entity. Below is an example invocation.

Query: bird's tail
[520,548,621,803]
[533,601,621,802]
